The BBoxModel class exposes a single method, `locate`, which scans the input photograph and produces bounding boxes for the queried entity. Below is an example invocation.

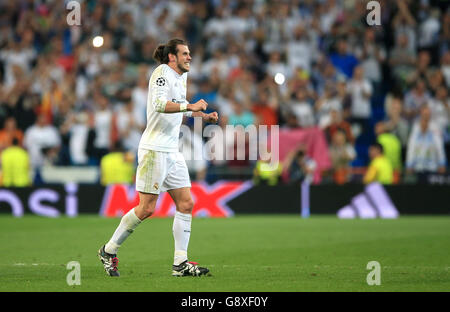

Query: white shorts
[135,149,191,194]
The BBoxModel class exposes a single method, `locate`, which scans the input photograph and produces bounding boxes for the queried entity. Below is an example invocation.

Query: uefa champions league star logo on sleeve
[156,77,166,86]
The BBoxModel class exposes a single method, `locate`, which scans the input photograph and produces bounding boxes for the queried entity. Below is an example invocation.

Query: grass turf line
[0,215,449,292]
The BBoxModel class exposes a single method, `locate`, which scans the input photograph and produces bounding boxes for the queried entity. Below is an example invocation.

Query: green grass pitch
[0,215,449,292]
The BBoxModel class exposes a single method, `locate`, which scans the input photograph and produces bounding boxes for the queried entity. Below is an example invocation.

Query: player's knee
[137,202,155,218]
[178,198,194,214]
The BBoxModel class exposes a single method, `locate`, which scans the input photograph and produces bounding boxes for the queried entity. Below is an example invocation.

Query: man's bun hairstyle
[153,38,187,64]
[153,44,167,64]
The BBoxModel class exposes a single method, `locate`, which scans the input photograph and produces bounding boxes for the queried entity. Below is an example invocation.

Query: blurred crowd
[0,0,449,186]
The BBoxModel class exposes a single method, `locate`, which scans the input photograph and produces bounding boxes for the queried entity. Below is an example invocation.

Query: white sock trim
[174,211,192,222]
[105,241,120,255]
[174,250,188,265]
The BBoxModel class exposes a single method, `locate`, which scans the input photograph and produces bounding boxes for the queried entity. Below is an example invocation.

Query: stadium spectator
[191,78,218,112]
[214,83,234,118]
[202,6,229,50]
[431,86,450,160]
[253,158,283,186]
[405,50,434,87]
[406,106,447,174]
[441,51,450,88]
[116,98,145,154]
[23,114,61,169]
[283,145,317,184]
[312,60,336,97]
[100,142,134,186]
[347,65,373,137]
[200,49,230,80]
[0,39,36,88]
[427,68,445,96]
[427,86,449,137]
[382,96,410,147]
[354,28,386,92]
[363,143,393,185]
[288,87,315,129]
[329,38,359,79]
[403,79,431,123]
[227,98,256,128]
[37,78,63,124]
[417,8,441,60]
[442,9,450,55]
[335,79,352,120]
[0,137,31,187]
[318,0,344,35]
[388,33,417,90]
[0,117,24,152]
[252,88,279,126]
[131,71,150,126]
[180,129,208,182]
[328,129,356,184]
[286,25,317,74]
[391,0,417,53]
[7,91,39,133]
[265,51,291,80]
[92,93,117,162]
[324,109,354,144]
[315,82,341,129]
[282,112,301,129]
[103,67,128,102]
[69,111,91,166]
[375,122,402,183]
[55,98,76,166]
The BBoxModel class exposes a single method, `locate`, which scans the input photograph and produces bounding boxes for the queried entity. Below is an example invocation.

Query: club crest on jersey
[155,77,166,86]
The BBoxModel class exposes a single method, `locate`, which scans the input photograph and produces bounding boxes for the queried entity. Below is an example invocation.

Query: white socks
[173,211,192,265]
[104,208,192,265]
[105,208,142,255]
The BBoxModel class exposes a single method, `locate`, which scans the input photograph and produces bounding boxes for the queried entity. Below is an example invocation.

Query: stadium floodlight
[92,36,104,48]
[274,73,285,85]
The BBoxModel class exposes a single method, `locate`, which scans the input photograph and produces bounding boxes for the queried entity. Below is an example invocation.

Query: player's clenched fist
[203,111,219,124]
[188,99,208,112]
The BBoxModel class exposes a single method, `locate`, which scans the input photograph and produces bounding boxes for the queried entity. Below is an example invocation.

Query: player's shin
[105,208,142,254]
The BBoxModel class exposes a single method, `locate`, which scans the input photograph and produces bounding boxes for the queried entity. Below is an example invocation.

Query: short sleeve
[150,71,170,113]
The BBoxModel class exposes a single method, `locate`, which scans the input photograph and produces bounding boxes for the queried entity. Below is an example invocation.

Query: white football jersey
[138,64,190,153]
